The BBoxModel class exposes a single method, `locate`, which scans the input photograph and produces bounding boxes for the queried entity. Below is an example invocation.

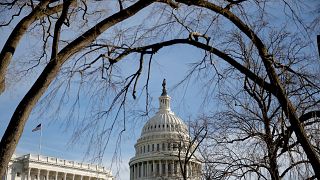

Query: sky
[0,1,319,180]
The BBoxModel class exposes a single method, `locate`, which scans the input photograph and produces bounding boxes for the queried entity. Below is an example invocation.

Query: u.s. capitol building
[129,80,201,180]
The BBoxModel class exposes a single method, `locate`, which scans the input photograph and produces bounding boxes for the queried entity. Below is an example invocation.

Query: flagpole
[39,124,42,155]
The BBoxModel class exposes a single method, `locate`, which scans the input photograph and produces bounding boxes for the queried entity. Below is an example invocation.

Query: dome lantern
[159,79,171,112]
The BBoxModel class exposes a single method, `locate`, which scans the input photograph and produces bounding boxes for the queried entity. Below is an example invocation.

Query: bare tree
[0,0,319,178]
[194,30,319,179]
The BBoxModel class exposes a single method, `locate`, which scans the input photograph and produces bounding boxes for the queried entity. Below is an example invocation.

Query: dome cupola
[159,79,171,112]
[140,79,188,137]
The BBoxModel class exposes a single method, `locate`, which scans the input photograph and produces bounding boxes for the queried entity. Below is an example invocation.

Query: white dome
[141,108,188,136]
[140,80,189,137]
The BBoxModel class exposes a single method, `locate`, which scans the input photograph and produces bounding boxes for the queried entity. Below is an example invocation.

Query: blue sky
[1,1,319,180]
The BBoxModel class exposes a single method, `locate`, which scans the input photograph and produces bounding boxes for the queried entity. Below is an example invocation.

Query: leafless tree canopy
[0,0,319,178]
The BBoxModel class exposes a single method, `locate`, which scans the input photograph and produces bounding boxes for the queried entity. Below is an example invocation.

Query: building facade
[129,80,201,180]
[3,154,113,180]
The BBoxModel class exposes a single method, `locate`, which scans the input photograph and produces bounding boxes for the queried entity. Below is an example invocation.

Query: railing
[23,154,110,173]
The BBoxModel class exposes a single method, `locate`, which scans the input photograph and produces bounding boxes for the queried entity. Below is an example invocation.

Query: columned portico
[4,154,113,180]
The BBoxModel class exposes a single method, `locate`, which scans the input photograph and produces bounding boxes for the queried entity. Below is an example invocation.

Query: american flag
[32,124,41,132]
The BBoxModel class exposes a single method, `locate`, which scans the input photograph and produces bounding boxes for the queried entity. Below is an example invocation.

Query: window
[173,143,178,151]
[162,143,165,151]
[152,144,154,151]
[168,143,171,150]
[143,146,145,153]
[148,144,150,152]
[174,162,177,173]
[16,172,20,177]
[162,164,166,174]
[157,164,160,174]
[168,163,172,173]
[157,144,160,151]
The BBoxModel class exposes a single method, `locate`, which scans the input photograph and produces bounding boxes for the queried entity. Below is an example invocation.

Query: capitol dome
[140,104,188,137]
[129,80,201,180]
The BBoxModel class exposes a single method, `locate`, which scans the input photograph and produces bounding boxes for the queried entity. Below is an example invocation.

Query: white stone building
[3,154,113,180]
[129,80,202,180]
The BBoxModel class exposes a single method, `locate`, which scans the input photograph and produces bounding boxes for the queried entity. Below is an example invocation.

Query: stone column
[141,162,143,177]
[165,160,168,177]
[80,175,83,180]
[176,162,178,175]
[72,174,75,180]
[135,164,137,179]
[145,162,147,177]
[55,172,58,180]
[176,161,180,175]
[64,173,67,180]
[145,161,149,177]
[147,161,150,177]
[27,168,31,180]
[37,169,41,180]
[46,171,49,180]
[159,161,162,176]
[142,162,145,177]
[152,161,155,177]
